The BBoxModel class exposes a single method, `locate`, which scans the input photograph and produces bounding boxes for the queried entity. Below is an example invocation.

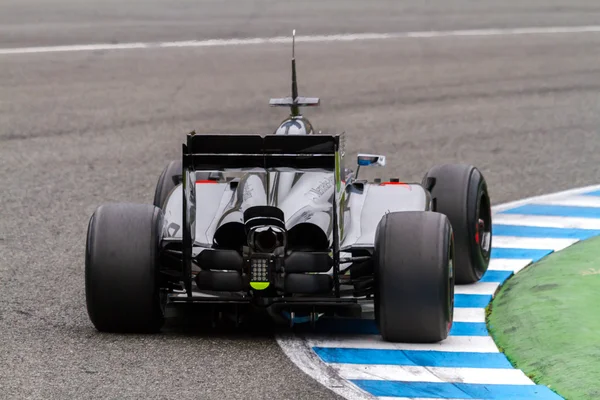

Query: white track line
[532,195,600,208]
[454,308,486,323]
[3,26,600,56]
[304,335,499,353]
[331,364,534,385]
[493,214,600,229]
[487,258,532,272]
[454,282,499,295]
[491,184,600,212]
[492,236,578,251]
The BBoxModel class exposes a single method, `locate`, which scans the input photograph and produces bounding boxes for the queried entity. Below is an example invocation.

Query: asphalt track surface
[1,1,600,399]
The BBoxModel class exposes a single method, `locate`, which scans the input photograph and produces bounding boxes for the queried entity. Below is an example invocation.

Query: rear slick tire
[85,203,166,333]
[374,211,455,343]
[423,164,492,284]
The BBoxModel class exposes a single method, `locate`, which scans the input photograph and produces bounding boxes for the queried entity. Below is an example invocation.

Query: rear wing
[180,132,342,296]
[182,132,339,171]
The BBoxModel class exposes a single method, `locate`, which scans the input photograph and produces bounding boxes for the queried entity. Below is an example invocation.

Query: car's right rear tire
[374,211,455,343]
[85,203,166,333]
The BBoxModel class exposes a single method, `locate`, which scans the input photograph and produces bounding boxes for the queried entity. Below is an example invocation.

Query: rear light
[250,258,270,282]
[249,256,272,290]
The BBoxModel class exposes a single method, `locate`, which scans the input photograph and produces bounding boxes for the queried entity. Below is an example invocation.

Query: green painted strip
[488,236,600,400]
[250,282,270,290]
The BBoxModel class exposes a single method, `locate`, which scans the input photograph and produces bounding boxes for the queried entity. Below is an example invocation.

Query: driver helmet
[274,117,314,135]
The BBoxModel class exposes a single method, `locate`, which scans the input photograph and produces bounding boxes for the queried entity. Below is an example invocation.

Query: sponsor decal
[243,182,254,202]
[308,176,334,198]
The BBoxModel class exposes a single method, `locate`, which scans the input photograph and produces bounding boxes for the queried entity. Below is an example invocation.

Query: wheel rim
[447,232,455,334]
[475,192,492,262]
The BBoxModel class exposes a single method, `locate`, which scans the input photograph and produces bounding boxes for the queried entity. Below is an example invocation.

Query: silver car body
[162,169,430,259]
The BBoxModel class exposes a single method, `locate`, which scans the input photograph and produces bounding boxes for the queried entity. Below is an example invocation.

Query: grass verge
[487,236,600,400]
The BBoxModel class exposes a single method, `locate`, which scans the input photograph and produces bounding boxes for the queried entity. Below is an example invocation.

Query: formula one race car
[85,32,492,343]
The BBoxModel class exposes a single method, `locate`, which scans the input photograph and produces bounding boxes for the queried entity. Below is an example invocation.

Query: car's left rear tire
[153,160,221,209]
[374,211,454,343]
[85,203,166,333]
[153,160,183,209]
